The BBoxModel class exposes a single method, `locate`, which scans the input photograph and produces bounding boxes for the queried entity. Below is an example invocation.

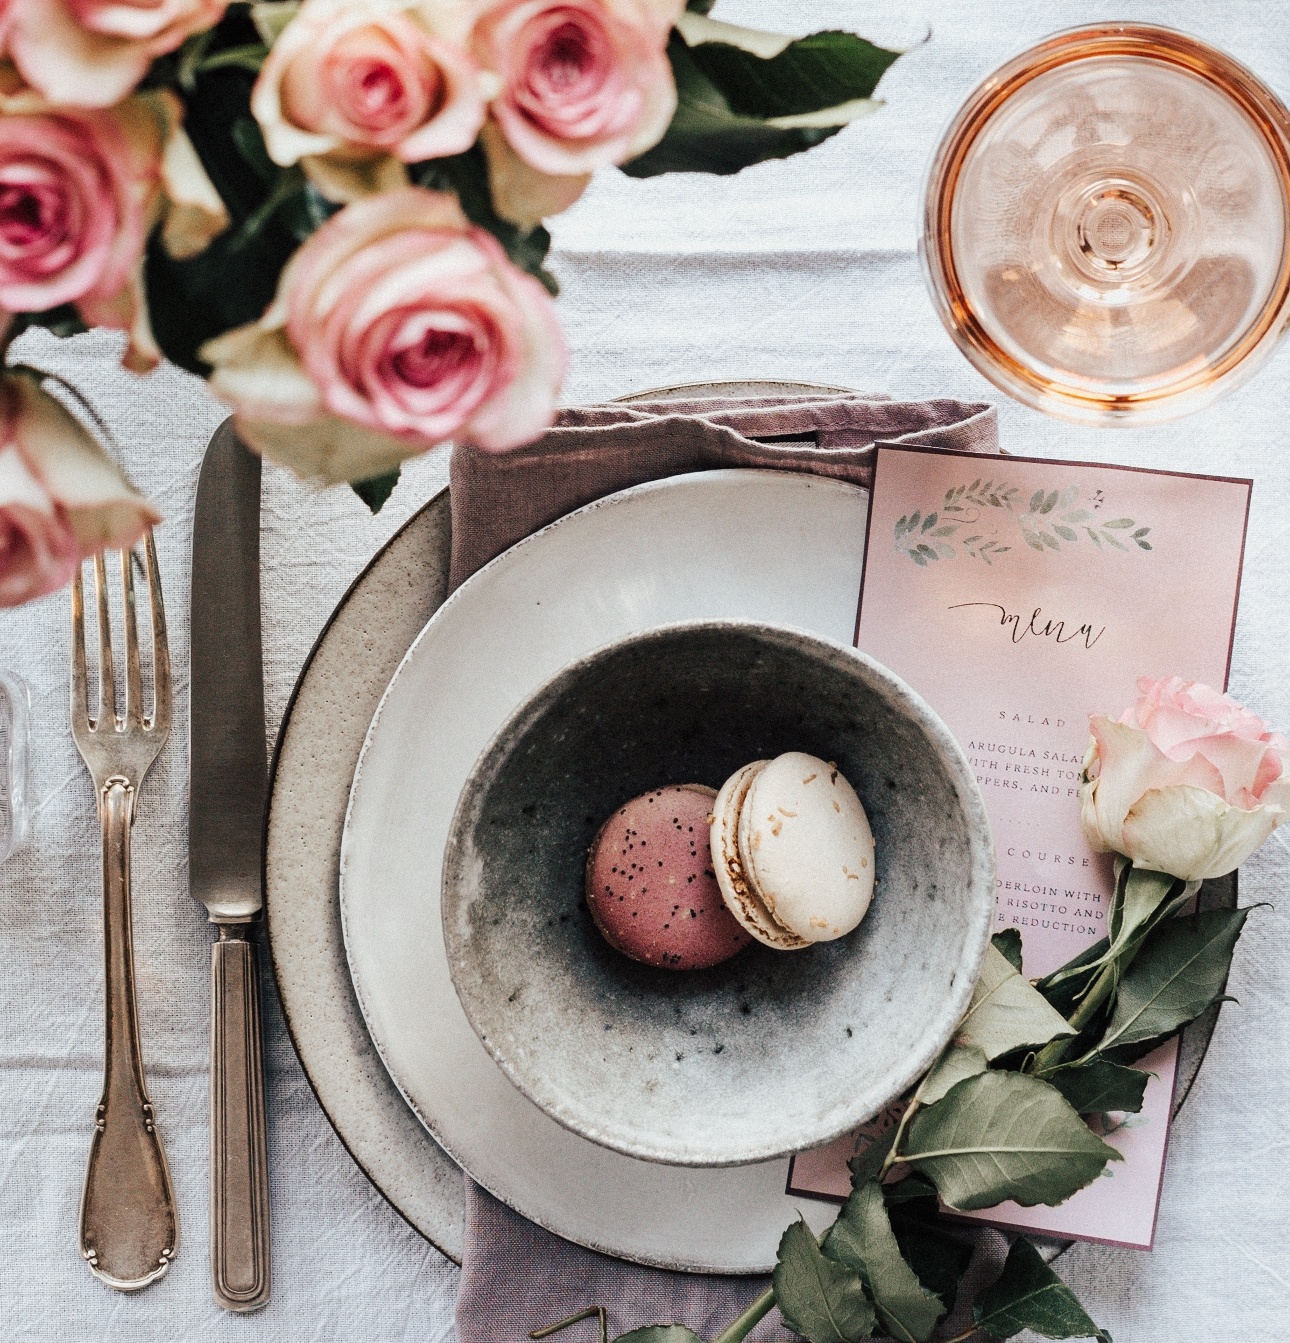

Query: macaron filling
[710,762,809,950]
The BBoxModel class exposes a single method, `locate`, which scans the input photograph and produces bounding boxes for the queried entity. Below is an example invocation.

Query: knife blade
[189,420,271,1312]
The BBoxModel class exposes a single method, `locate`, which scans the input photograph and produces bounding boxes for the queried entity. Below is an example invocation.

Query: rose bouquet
[0,0,905,605]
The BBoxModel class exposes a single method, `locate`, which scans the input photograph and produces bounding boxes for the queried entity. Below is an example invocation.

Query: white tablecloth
[2,2,1288,1338]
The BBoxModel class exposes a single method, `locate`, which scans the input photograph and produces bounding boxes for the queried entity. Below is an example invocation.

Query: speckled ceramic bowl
[442,620,995,1167]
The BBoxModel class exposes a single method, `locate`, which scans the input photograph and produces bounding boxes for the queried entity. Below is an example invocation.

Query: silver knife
[189,421,271,1311]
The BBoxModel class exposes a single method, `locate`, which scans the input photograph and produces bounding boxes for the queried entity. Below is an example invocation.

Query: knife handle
[210,925,271,1311]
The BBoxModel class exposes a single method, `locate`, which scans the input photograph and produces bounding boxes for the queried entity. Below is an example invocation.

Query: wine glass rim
[919,23,1290,424]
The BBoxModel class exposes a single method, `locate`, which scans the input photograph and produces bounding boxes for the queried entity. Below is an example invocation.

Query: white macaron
[710,752,875,949]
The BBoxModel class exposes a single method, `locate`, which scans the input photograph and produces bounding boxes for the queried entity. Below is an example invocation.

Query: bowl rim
[441,617,997,1167]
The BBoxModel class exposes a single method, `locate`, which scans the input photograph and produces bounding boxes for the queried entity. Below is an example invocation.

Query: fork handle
[80,778,179,1291]
[210,925,271,1311]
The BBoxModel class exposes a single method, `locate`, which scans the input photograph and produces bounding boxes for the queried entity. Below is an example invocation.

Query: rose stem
[712,1285,777,1343]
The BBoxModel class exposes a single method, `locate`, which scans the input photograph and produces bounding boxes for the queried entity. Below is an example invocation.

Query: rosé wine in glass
[921,24,1290,424]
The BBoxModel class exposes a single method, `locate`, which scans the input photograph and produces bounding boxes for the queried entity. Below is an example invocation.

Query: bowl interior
[442,622,993,1166]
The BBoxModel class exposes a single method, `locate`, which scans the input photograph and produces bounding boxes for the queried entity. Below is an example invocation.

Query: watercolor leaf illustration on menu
[894,483,1150,566]
[0,0,908,608]
[542,677,1274,1343]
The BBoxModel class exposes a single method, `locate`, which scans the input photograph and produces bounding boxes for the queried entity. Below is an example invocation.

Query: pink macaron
[585,784,753,970]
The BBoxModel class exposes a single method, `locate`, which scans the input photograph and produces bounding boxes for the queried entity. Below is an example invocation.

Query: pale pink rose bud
[0,92,226,373]
[1080,675,1290,880]
[2,0,227,107]
[473,0,684,176]
[0,369,158,608]
[201,186,566,483]
[253,0,487,174]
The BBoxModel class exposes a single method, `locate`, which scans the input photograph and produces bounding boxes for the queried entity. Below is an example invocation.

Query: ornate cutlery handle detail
[79,778,179,1291]
[210,926,271,1311]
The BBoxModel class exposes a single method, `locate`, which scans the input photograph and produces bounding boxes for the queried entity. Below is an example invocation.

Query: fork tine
[143,531,171,735]
[93,551,116,729]
[120,547,144,727]
[70,562,91,733]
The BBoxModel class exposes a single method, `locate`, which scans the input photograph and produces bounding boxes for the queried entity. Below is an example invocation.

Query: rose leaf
[1047,1060,1149,1116]
[885,1185,975,1307]
[991,928,1024,973]
[1095,907,1249,1060]
[916,1044,987,1107]
[973,1237,1112,1341]
[681,25,902,117]
[955,943,1075,1061]
[351,468,401,514]
[625,35,856,178]
[825,1181,945,1343]
[902,1072,1121,1210]
[773,1220,876,1343]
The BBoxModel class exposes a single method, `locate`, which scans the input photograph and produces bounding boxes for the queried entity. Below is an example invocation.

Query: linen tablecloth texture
[449,391,1000,1343]
[2,2,1289,1339]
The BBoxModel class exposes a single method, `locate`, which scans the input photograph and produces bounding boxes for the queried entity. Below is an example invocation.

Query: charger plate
[264,382,1233,1270]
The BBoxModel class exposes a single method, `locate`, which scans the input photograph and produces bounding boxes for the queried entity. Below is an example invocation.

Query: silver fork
[70,534,179,1291]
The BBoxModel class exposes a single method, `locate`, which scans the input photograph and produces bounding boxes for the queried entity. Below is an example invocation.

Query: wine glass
[921,24,1290,424]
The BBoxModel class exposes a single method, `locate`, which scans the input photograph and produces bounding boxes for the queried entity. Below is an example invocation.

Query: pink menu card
[787,444,1251,1249]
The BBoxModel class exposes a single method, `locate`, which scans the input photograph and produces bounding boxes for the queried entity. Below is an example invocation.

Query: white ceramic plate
[340,469,869,1272]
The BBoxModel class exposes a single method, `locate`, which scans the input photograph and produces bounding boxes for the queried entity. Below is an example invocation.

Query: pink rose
[473,0,683,176]
[3,0,227,107]
[0,368,158,608]
[1080,675,1290,880]
[201,186,566,483]
[0,92,226,372]
[253,0,486,179]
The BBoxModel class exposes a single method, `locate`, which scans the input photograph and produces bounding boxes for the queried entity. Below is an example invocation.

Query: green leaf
[232,115,276,183]
[680,24,901,118]
[199,43,268,75]
[992,929,1024,973]
[352,468,401,514]
[685,0,716,12]
[974,1237,1111,1341]
[1103,518,1135,529]
[902,1072,1121,1211]
[773,1220,876,1343]
[144,10,313,372]
[955,944,1075,1061]
[917,1045,987,1106]
[615,1329,705,1343]
[825,1182,944,1342]
[1043,866,1190,991]
[6,305,89,340]
[1095,907,1249,1060]
[251,0,300,44]
[1035,936,1110,1017]
[411,148,556,292]
[848,1120,899,1189]
[624,34,860,178]
[886,1188,974,1306]
[1048,1061,1149,1116]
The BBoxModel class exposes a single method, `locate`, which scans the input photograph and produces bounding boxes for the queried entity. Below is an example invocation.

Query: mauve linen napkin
[450,392,1007,1343]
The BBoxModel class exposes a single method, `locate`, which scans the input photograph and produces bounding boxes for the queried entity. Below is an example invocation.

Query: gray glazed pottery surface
[442,620,997,1168]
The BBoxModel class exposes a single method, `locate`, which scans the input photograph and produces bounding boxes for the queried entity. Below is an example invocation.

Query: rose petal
[230,408,431,484]
[1122,785,1283,881]
[160,123,229,258]
[1083,717,1223,855]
